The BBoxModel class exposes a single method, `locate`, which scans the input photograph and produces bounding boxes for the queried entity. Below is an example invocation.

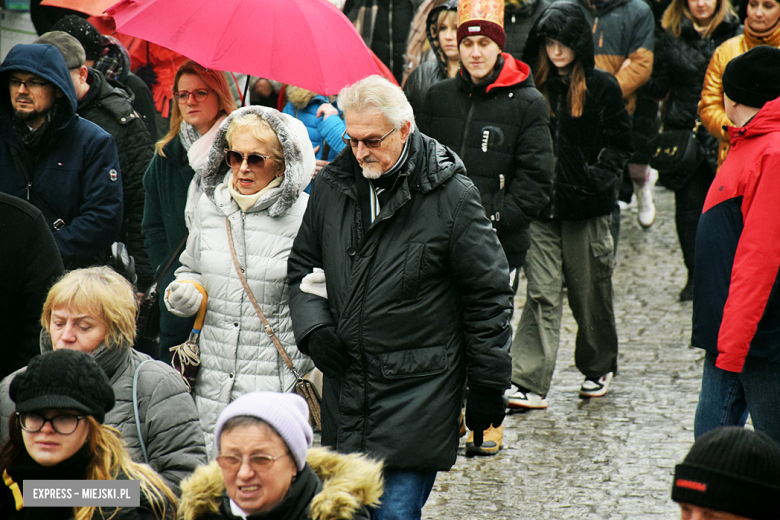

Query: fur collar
[178,447,383,520]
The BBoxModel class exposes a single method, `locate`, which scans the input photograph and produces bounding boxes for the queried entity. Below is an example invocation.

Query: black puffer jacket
[403,0,457,116]
[646,15,742,171]
[78,69,155,289]
[523,1,633,220]
[504,0,553,60]
[288,130,513,472]
[418,54,555,267]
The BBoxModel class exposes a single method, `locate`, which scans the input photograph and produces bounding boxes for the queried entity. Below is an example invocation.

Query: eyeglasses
[341,128,396,149]
[17,412,83,435]
[225,149,272,171]
[215,453,289,473]
[9,78,51,92]
[174,89,210,103]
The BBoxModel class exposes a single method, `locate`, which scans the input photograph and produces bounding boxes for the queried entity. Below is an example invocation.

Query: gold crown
[458,0,505,28]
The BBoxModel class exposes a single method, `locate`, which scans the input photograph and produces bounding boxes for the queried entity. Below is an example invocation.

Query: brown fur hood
[178,447,383,520]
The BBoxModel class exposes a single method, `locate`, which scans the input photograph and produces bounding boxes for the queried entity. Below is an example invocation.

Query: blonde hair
[155,60,237,156]
[534,44,588,118]
[41,267,137,349]
[225,112,285,171]
[662,0,735,38]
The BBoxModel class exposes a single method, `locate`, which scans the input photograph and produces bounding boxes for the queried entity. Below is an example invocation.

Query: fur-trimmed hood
[198,106,315,218]
[178,447,383,520]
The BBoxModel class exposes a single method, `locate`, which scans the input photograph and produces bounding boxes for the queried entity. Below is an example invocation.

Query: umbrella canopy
[106,0,382,95]
[40,0,118,17]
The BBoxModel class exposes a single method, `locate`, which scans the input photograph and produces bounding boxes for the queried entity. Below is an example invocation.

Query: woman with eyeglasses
[179,391,381,520]
[0,348,177,520]
[164,106,315,457]
[142,60,237,362]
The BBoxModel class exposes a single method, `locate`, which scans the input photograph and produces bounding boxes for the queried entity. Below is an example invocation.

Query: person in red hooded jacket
[692,45,780,445]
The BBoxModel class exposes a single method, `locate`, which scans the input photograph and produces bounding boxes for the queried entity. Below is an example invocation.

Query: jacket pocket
[401,243,426,299]
[379,345,448,379]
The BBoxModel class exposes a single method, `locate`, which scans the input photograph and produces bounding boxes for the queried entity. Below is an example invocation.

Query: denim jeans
[372,470,437,520]
[694,351,780,444]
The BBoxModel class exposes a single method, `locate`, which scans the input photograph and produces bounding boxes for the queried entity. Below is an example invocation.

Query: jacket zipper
[459,96,476,159]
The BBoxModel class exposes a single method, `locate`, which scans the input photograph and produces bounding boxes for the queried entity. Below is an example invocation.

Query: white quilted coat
[171,106,316,456]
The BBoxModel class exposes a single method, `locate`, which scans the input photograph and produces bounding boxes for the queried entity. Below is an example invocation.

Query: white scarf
[228,173,283,212]
[186,115,226,176]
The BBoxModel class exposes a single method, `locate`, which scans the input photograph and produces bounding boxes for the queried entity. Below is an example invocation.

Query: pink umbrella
[106,0,382,95]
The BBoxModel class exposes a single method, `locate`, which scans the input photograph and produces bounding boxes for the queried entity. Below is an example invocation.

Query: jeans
[694,351,780,444]
[372,470,437,520]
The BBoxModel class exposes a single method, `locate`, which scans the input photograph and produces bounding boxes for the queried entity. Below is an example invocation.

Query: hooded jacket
[699,21,780,167]
[178,448,382,520]
[78,68,156,289]
[692,96,780,373]
[282,87,346,162]
[403,0,457,117]
[170,106,315,457]
[0,43,123,269]
[523,1,633,220]
[417,53,555,267]
[287,129,513,472]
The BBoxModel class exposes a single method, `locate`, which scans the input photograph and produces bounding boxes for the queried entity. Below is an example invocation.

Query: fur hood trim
[178,447,383,520]
[199,106,315,217]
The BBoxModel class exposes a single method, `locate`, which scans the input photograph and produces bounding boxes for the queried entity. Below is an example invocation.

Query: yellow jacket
[699,22,780,167]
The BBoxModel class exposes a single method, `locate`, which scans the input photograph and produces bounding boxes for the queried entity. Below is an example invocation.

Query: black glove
[465,385,506,447]
[300,326,351,378]
[135,65,158,90]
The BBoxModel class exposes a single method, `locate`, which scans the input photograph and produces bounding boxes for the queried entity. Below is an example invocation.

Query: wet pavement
[422,186,704,519]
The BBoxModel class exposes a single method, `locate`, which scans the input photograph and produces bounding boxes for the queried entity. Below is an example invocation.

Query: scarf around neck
[180,115,226,177]
[227,173,283,212]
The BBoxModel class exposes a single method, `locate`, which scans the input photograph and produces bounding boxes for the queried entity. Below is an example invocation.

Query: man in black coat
[0,193,63,380]
[36,31,156,291]
[288,75,512,520]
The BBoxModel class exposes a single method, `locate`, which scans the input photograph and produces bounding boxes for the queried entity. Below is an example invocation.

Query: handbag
[650,120,701,190]
[136,233,189,340]
[225,219,322,430]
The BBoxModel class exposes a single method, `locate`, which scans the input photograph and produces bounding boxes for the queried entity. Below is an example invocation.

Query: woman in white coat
[164,106,315,456]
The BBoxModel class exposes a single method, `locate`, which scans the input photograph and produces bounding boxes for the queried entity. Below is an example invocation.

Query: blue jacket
[0,44,123,269]
[282,95,346,161]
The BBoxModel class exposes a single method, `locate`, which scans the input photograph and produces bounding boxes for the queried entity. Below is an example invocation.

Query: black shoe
[679,277,693,302]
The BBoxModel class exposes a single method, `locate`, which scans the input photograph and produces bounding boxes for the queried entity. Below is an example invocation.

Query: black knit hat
[9,350,115,424]
[51,15,103,62]
[723,45,780,109]
[672,427,780,520]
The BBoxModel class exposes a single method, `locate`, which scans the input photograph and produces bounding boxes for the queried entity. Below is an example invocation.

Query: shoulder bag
[649,120,702,191]
[137,233,189,340]
[225,218,322,431]
[133,359,153,464]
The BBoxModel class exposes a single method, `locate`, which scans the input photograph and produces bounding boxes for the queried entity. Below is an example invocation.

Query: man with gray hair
[288,75,513,520]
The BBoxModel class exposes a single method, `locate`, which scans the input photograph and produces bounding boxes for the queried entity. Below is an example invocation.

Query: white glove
[300,268,328,300]
[165,281,204,317]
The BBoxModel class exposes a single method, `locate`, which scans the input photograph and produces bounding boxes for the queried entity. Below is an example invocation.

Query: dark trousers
[674,161,715,273]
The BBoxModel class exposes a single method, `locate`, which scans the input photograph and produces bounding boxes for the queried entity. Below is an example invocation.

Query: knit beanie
[457,0,506,49]
[722,45,780,109]
[672,427,780,520]
[51,15,103,63]
[9,349,115,424]
[214,392,313,471]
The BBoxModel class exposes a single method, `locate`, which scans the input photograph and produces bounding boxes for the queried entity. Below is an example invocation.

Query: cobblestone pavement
[422,186,705,519]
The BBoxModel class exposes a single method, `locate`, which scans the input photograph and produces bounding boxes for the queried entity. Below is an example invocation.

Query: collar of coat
[178,447,383,520]
[458,53,533,94]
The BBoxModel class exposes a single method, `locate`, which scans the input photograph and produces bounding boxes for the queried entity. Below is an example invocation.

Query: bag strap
[225,218,301,379]
[133,359,153,464]
[154,232,189,288]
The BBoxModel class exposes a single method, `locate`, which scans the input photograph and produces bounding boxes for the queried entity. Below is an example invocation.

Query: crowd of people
[2,0,780,518]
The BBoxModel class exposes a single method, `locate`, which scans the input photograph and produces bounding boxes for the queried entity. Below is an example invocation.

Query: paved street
[422,185,705,519]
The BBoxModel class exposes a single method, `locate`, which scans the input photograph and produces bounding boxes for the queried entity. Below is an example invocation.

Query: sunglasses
[17,412,83,435]
[174,88,210,103]
[225,149,272,171]
[341,127,396,149]
[215,453,290,473]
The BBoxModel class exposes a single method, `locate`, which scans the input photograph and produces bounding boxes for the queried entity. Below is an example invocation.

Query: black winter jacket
[418,54,555,266]
[504,0,553,60]
[79,69,156,289]
[288,130,513,472]
[523,1,633,220]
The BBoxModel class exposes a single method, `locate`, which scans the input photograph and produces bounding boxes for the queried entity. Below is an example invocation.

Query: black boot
[680,271,694,302]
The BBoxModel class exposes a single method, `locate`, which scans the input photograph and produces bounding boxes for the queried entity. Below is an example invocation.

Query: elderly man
[0,43,122,269]
[288,75,513,520]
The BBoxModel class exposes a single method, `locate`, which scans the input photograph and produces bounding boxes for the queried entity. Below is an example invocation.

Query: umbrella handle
[179,281,208,333]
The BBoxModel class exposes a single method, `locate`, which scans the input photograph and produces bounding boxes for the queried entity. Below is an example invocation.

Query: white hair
[338,75,415,130]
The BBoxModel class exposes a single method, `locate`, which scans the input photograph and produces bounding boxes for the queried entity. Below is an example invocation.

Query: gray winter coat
[168,106,316,457]
[0,340,207,495]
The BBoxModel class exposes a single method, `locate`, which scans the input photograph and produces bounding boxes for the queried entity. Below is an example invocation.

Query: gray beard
[361,165,384,180]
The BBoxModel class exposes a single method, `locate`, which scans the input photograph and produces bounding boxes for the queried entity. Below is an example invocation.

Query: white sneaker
[579,372,614,398]
[634,174,656,229]
[506,384,548,410]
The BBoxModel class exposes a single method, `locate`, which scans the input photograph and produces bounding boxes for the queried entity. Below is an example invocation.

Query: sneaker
[506,384,548,410]
[465,425,503,456]
[579,372,614,398]
[635,169,657,229]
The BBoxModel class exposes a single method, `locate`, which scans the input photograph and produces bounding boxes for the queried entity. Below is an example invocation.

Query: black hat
[9,350,115,424]
[51,15,103,63]
[672,427,780,520]
[722,46,780,109]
